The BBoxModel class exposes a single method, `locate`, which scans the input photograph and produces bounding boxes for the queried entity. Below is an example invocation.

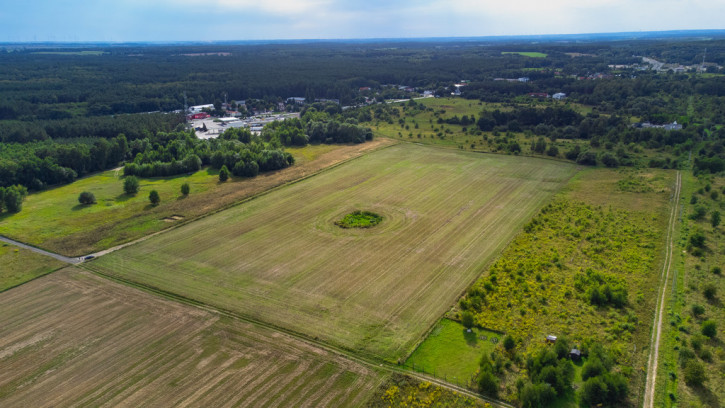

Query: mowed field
[0,244,65,291]
[0,268,384,407]
[87,144,577,361]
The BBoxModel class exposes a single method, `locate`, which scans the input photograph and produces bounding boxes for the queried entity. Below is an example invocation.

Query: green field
[405,319,500,386]
[0,268,384,407]
[0,244,65,291]
[0,141,389,256]
[502,51,548,58]
[86,143,576,361]
[452,168,675,404]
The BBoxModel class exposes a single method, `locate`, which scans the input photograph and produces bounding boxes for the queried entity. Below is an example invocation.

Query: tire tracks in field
[643,170,681,408]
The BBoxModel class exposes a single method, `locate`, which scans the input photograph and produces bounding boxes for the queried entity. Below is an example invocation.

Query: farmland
[86,143,576,361]
[0,244,65,291]
[0,139,392,256]
[0,268,384,407]
[501,51,548,58]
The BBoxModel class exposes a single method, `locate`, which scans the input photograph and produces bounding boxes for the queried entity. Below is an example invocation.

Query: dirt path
[0,235,82,264]
[643,170,681,408]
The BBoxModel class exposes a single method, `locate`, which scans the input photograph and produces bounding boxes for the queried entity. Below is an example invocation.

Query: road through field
[643,170,681,408]
[0,235,81,264]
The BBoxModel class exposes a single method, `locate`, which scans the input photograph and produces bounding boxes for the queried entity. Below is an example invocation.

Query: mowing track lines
[643,170,681,408]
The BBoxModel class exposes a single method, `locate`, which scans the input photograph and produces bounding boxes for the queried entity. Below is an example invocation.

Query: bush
[703,283,717,300]
[546,145,559,157]
[689,230,706,248]
[180,182,190,196]
[219,165,229,182]
[78,191,96,205]
[691,304,705,317]
[684,360,706,387]
[123,176,139,195]
[0,185,28,213]
[477,369,499,397]
[519,382,556,408]
[712,266,722,276]
[701,320,717,338]
[148,190,160,206]
[503,335,516,351]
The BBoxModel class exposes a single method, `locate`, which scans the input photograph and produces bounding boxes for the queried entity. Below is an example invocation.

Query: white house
[552,93,567,100]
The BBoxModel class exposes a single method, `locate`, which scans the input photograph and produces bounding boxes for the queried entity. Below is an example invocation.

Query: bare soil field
[0,268,384,407]
[86,144,577,361]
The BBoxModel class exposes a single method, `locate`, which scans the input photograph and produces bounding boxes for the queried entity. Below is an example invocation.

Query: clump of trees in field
[78,191,96,205]
[0,185,28,213]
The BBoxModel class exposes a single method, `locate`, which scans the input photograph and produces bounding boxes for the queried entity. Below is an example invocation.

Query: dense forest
[1,36,724,197]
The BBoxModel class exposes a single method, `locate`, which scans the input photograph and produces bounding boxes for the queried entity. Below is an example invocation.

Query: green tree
[2,185,27,213]
[219,165,229,182]
[701,320,717,338]
[180,182,190,196]
[477,369,499,396]
[703,283,717,300]
[519,382,556,408]
[149,190,160,206]
[503,335,516,351]
[78,191,96,205]
[712,210,721,228]
[460,311,474,330]
[123,176,139,195]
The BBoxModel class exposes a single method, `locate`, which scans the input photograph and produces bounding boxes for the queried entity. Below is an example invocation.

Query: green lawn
[0,244,65,291]
[405,319,500,386]
[502,51,548,58]
[86,143,576,362]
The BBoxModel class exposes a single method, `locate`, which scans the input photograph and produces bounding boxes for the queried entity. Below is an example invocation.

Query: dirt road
[643,170,681,408]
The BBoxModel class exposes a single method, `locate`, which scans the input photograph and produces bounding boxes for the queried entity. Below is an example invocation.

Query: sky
[1,0,724,42]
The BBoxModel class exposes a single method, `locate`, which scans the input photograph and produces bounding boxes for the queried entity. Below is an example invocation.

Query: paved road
[0,235,83,264]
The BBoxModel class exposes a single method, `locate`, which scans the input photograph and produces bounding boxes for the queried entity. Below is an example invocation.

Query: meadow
[0,244,65,291]
[86,143,576,361]
[0,268,384,407]
[449,168,675,404]
[0,140,391,256]
[501,51,548,58]
[657,172,724,407]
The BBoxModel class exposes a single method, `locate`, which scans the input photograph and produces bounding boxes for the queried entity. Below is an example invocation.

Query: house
[359,87,371,92]
[552,93,567,100]
[287,97,306,105]
[189,104,214,113]
[518,77,530,83]
[664,121,683,131]
[546,335,557,343]
[570,349,581,360]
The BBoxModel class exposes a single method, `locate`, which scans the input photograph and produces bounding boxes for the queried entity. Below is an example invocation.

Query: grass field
[86,143,576,361]
[405,319,501,386]
[0,244,65,291]
[450,168,675,404]
[0,140,392,256]
[657,172,724,407]
[502,51,548,58]
[0,268,384,407]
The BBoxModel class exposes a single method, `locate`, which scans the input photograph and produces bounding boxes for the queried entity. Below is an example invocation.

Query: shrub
[712,266,722,276]
[689,230,706,248]
[691,304,705,317]
[503,335,516,351]
[684,360,706,387]
[712,211,721,228]
[78,191,96,205]
[219,165,229,182]
[123,176,139,195]
[703,283,717,300]
[477,369,499,397]
[519,382,556,408]
[701,320,717,338]
[180,182,190,196]
[148,190,160,206]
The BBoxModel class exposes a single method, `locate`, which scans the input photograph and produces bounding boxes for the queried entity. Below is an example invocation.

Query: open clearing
[0,268,384,407]
[0,244,65,291]
[0,139,392,256]
[86,143,576,361]
[501,51,548,58]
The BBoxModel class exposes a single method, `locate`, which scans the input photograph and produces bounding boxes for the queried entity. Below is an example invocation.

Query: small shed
[546,335,557,343]
[570,348,581,360]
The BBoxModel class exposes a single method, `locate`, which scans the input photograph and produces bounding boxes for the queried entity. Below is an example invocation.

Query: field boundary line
[82,266,513,408]
[643,170,681,408]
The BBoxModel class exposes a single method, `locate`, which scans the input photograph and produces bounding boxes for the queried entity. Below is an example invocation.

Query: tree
[149,190,160,206]
[78,191,96,205]
[503,335,516,351]
[123,176,139,195]
[712,210,721,228]
[684,360,707,387]
[477,369,499,396]
[2,185,27,213]
[180,182,190,196]
[519,382,556,408]
[460,311,474,330]
[703,283,717,300]
[701,320,717,338]
[219,165,229,182]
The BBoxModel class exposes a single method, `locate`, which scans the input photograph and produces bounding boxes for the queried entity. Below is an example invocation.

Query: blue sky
[1,0,724,42]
